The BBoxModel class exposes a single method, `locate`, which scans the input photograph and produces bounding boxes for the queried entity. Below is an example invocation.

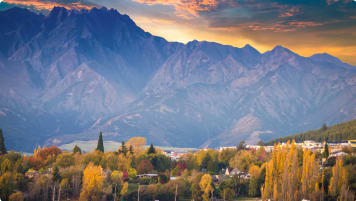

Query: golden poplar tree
[79,163,105,201]
[199,174,213,201]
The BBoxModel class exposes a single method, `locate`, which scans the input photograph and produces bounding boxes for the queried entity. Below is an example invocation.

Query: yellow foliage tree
[199,174,213,201]
[79,163,105,201]
[329,158,347,197]
[126,137,146,153]
[120,182,128,199]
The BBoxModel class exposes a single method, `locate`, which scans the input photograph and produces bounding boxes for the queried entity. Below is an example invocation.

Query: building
[348,140,356,148]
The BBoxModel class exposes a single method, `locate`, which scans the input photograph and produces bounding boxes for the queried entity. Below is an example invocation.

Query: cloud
[132,0,221,18]
[3,0,96,10]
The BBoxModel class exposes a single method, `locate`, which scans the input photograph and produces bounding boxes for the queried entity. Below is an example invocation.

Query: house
[225,168,250,179]
[348,140,356,148]
[137,173,158,179]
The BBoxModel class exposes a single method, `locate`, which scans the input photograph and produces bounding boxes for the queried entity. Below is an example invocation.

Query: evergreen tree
[73,145,82,154]
[120,141,127,155]
[0,128,7,155]
[322,142,329,158]
[147,143,156,154]
[321,123,328,131]
[129,145,134,154]
[200,154,211,170]
[96,132,104,152]
[52,166,61,182]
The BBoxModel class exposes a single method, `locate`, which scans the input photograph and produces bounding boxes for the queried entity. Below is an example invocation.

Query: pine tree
[147,143,156,154]
[0,128,7,155]
[120,141,127,155]
[52,166,61,182]
[73,145,82,154]
[96,132,104,152]
[129,145,134,155]
[322,142,329,158]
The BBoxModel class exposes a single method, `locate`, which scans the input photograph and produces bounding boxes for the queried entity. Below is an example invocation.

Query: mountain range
[0,6,356,152]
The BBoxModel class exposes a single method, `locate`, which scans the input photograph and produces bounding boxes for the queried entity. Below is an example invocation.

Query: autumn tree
[120,182,128,200]
[79,163,105,201]
[111,171,122,201]
[328,158,353,200]
[199,174,213,201]
[137,159,154,174]
[96,132,104,152]
[9,191,24,201]
[126,137,146,153]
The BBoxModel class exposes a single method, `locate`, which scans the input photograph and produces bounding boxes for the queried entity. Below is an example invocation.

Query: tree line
[0,129,355,201]
[265,120,356,145]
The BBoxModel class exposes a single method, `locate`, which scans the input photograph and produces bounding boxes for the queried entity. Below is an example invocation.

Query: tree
[129,145,134,155]
[137,159,154,174]
[200,153,211,170]
[322,142,329,158]
[73,145,82,154]
[111,171,123,201]
[329,158,348,198]
[220,188,234,201]
[79,163,105,201]
[199,174,213,201]
[120,182,128,199]
[236,141,246,151]
[9,192,24,201]
[52,166,61,201]
[119,141,127,155]
[147,143,156,154]
[321,123,328,131]
[126,137,146,153]
[0,172,16,201]
[0,128,7,155]
[96,132,104,152]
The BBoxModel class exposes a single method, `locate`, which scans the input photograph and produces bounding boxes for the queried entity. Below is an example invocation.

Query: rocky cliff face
[0,7,355,151]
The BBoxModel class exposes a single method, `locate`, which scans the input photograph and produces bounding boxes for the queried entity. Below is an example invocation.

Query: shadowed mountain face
[0,7,355,152]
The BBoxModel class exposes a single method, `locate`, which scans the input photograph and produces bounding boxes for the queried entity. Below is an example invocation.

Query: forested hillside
[266,120,356,145]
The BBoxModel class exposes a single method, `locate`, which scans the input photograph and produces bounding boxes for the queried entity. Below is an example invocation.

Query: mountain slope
[265,120,356,145]
[0,7,355,152]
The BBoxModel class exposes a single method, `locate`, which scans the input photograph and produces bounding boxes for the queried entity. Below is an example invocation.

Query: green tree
[200,153,211,170]
[147,143,156,154]
[119,141,127,155]
[0,128,7,155]
[52,166,61,182]
[129,145,134,155]
[322,142,329,158]
[321,123,328,131]
[96,132,104,152]
[73,145,82,154]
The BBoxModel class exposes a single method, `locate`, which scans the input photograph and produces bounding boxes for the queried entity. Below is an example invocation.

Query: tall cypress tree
[322,142,329,158]
[96,131,104,152]
[0,128,7,155]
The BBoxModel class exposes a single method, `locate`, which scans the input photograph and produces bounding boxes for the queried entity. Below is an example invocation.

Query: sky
[2,0,356,65]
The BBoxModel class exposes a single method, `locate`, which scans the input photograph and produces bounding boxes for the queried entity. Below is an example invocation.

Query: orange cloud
[248,21,324,32]
[3,0,95,10]
[133,0,219,18]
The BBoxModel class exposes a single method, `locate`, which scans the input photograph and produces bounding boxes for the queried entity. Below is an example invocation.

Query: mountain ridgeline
[265,120,356,145]
[0,7,356,152]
